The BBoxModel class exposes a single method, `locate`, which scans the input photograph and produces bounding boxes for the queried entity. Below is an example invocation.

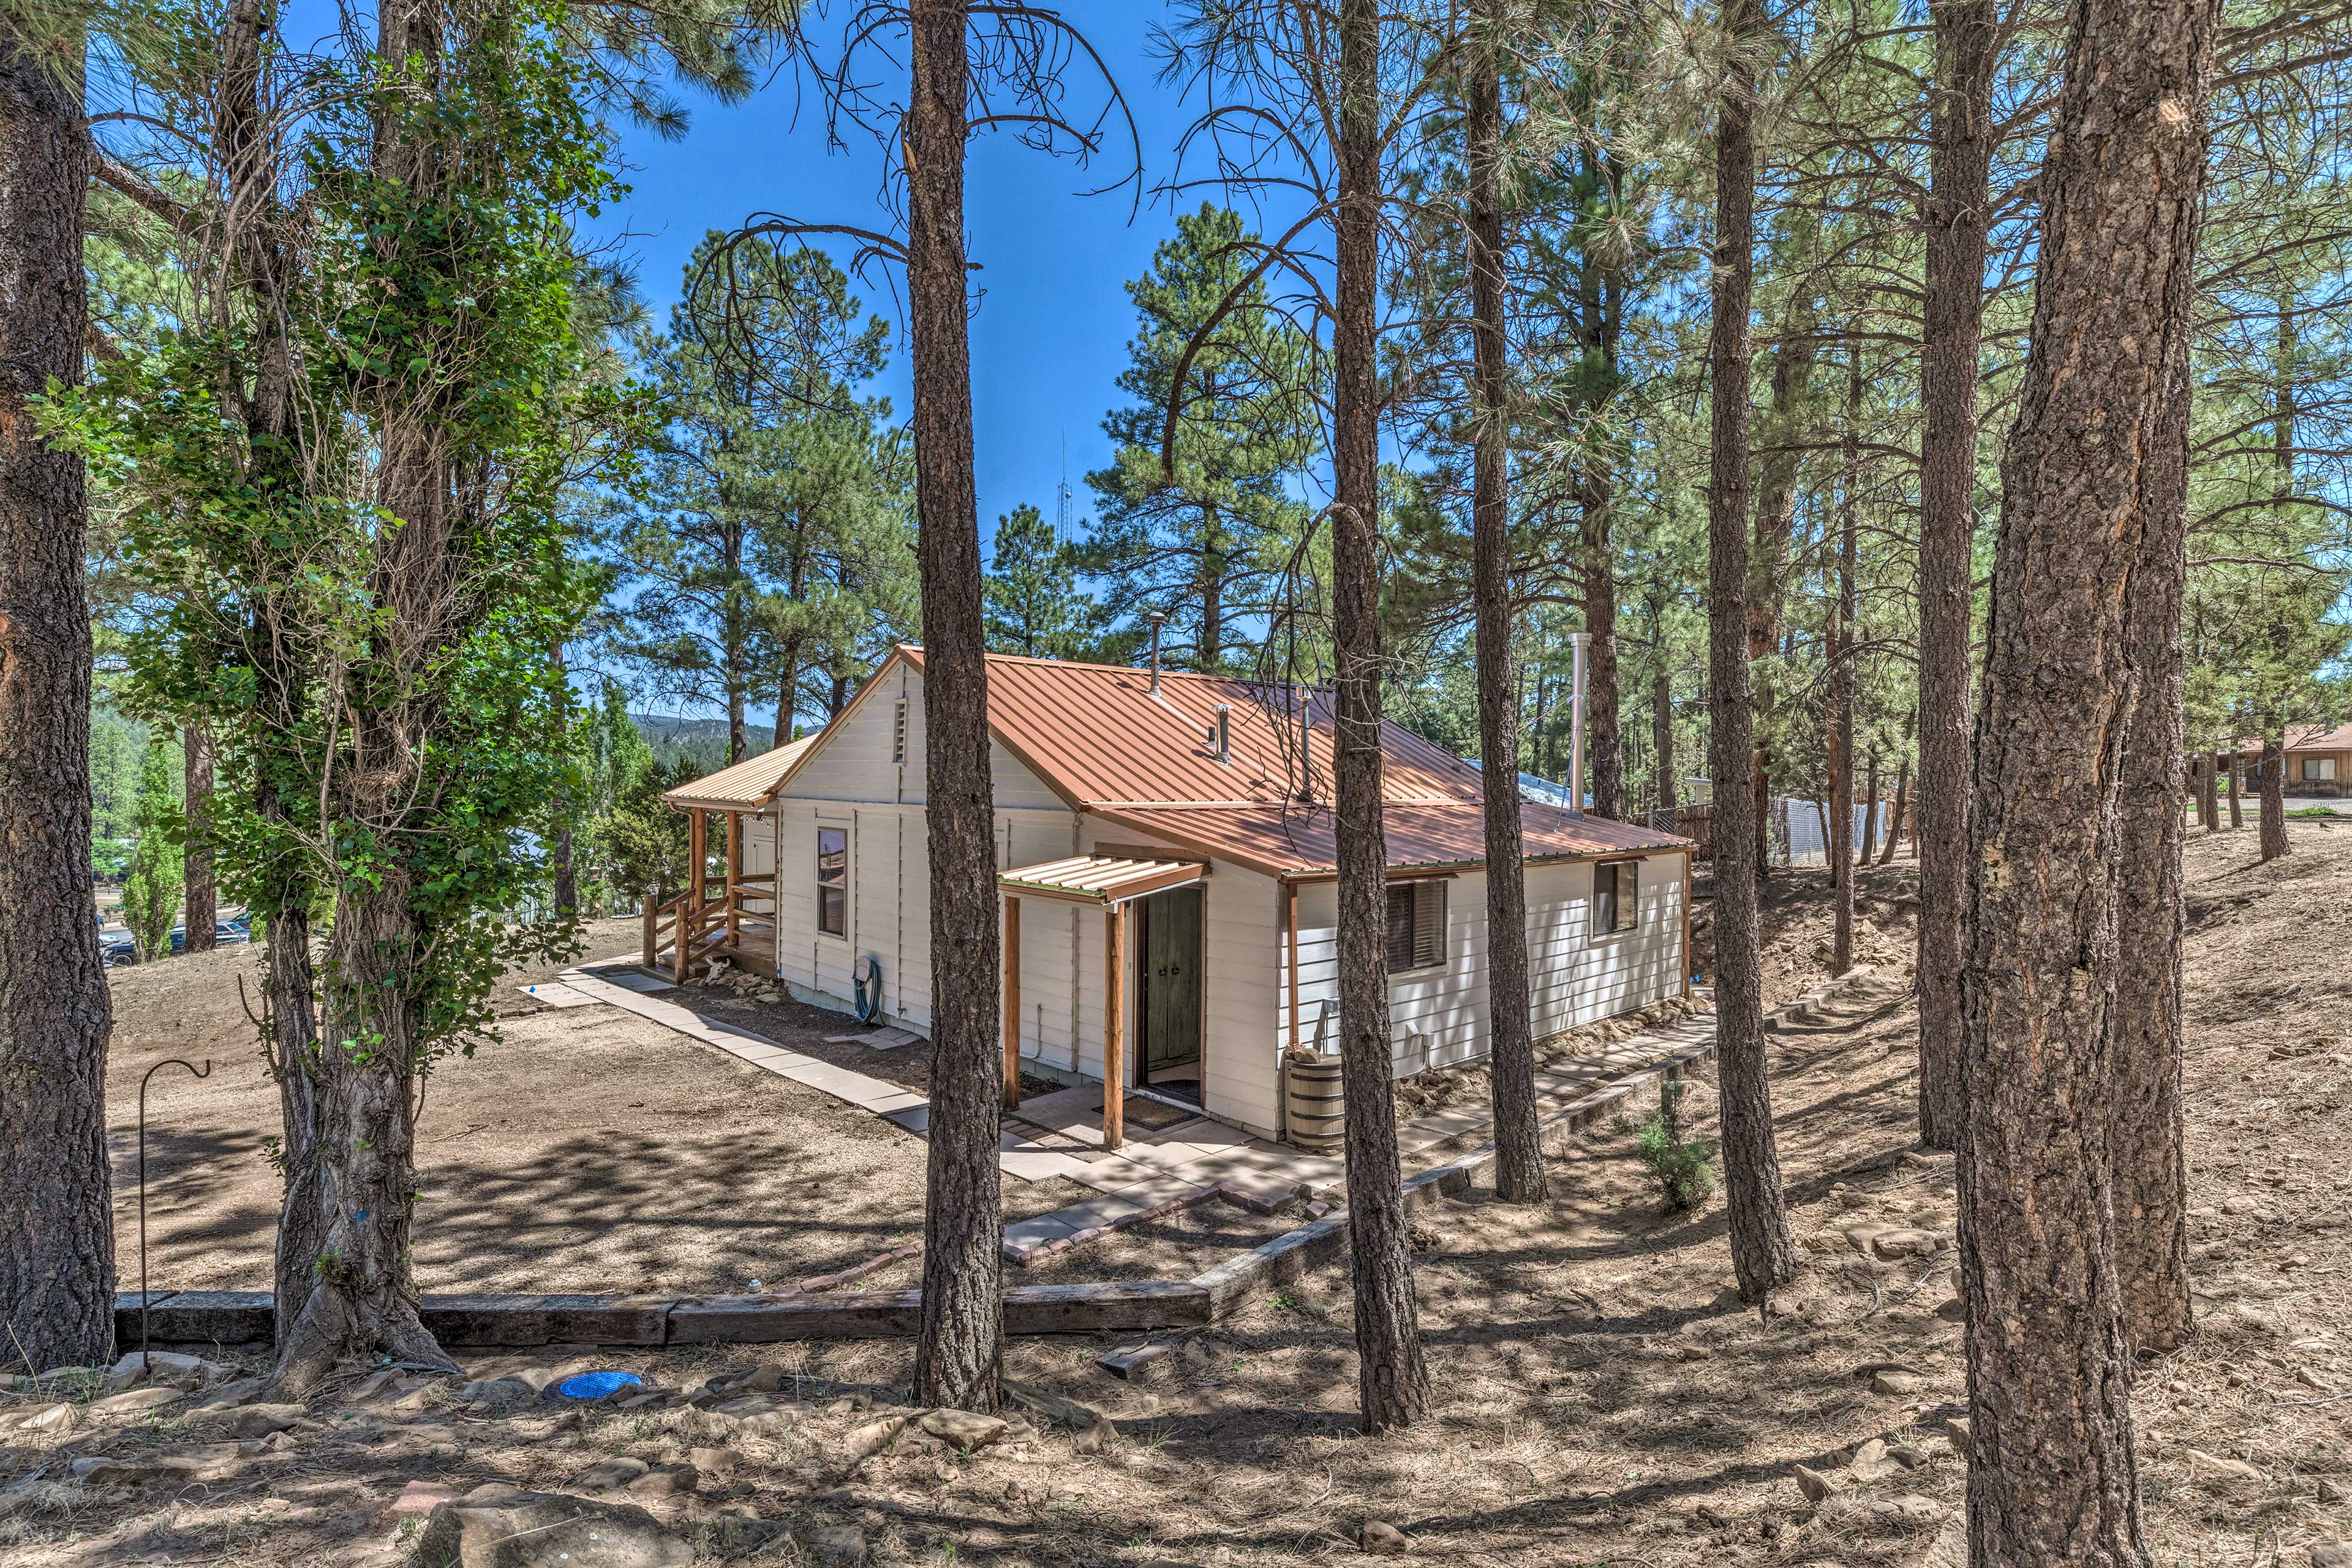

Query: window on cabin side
[1386,880,1446,972]
[2304,756,2336,782]
[1594,860,1638,935]
[817,827,848,937]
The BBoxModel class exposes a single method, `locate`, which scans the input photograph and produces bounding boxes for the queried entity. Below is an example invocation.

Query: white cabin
[658,646,1693,1146]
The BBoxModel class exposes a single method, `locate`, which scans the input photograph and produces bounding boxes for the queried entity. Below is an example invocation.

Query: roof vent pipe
[1148,612,1165,695]
[1214,703,1231,764]
[1568,630,1589,816]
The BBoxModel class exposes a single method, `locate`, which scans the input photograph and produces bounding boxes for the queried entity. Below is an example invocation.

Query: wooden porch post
[1003,895,1022,1110]
[1103,902,1126,1150]
[643,894,657,969]
[726,812,744,950]
[680,809,706,982]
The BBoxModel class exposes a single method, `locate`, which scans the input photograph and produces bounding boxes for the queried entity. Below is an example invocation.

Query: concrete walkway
[552,959,1716,1261]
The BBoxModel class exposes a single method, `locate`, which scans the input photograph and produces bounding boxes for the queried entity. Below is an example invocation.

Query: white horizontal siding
[1284,851,1687,1080]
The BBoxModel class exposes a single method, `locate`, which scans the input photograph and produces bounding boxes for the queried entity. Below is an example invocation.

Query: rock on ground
[411,1489,690,1568]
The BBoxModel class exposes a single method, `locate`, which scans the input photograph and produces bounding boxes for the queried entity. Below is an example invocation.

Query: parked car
[169,916,253,955]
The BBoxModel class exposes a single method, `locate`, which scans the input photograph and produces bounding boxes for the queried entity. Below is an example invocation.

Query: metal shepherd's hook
[138,1057,213,1371]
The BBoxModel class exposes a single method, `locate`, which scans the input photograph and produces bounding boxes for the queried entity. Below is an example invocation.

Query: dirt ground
[105,919,1090,1297]
[15,821,2346,1566]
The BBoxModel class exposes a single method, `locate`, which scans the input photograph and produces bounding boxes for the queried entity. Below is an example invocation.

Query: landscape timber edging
[115,970,1875,1356]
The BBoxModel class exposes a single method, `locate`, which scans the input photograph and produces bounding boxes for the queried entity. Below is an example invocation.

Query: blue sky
[581,5,1218,551]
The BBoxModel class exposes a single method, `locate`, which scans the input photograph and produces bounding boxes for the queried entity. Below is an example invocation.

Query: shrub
[1634,1079,1717,1213]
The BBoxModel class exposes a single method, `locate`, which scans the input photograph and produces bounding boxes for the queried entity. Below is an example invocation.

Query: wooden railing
[641,889,730,981]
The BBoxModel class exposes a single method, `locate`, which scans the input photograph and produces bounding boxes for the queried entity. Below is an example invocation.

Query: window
[2304,756,2337,782]
[1593,860,1638,936]
[1385,880,1447,973]
[816,826,848,937]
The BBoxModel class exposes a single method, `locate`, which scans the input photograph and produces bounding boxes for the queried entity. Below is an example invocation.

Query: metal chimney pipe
[1148,612,1165,694]
[1214,703,1231,763]
[1568,631,1589,816]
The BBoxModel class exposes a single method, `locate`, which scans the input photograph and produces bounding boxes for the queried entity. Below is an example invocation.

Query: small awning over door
[998,854,1205,906]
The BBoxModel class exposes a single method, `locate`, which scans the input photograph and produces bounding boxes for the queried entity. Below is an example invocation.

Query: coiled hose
[853,954,883,1023]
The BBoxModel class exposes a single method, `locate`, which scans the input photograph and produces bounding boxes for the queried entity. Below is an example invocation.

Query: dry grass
[7,824,2344,1566]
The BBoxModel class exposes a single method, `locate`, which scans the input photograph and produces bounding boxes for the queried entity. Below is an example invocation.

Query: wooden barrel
[1285,1055,1345,1154]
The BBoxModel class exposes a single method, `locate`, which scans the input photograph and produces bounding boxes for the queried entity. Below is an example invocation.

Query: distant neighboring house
[654,645,1695,1147]
[2213,721,2352,798]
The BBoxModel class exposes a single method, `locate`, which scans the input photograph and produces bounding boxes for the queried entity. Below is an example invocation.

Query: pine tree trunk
[184,726,217,952]
[773,633,805,748]
[1706,0,1796,1305]
[907,0,1005,1415]
[1880,756,1910,864]
[1830,356,1860,975]
[2111,350,2195,1359]
[2194,753,2214,829]
[1653,669,1676,813]
[0,10,117,1373]
[1585,538,1623,820]
[2260,733,2287,860]
[1860,751,1881,862]
[2227,747,2242,827]
[1957,0,2218,1550]
[1915,0,1998,1153]
[1334,0,1429,1433]
[1467,0,1543,1207]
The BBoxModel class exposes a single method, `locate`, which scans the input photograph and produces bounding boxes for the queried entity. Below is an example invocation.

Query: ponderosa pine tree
[1084,204,1316,671]
[1706,0,1797,1304]
[0,2,116,1373]
[1913,0,1999,1152]
[985,503,1104,658]
[1957,0,2222,1556]
[1464,0,1544,1205]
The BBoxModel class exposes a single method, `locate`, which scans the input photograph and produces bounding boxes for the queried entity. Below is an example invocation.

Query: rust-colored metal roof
[669,646,1691,875]
[900,646,1688,878]
[662,733,822,812]
[1088,801,1687,880]
[998,854,1207,906]
[902,645,1495,809]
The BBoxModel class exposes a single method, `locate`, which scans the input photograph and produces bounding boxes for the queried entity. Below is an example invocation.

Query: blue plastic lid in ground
[556,1370,643,1401]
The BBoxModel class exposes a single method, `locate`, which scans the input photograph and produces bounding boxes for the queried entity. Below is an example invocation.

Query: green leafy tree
[1081,205,1318,671]
[120,735,183,963]
[587,752,699,903]
[984,503,1104,658]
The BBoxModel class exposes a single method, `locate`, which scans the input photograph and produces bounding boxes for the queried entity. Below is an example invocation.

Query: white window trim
[815,821,851,942]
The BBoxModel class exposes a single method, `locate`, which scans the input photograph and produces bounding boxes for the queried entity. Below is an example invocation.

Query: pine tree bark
[1333,0,1429,1432]
[1466,0,1543,1207]
[2227,747,2242,827]
[1880,756,1910,864]
[1858,752,1880,862]
[1915,0,1999,1152]
[184,725,217,952]
[1957,0,2219,1551]
[907,0,1005,1414]
[2260,732,2287,859]
[1653,669,1675,813]
[2111,345,2194,1359]
[1830,355,1860,976]
[0,9,118,1373]
[2195,753,2215,829]
[1706,0,1796,1304]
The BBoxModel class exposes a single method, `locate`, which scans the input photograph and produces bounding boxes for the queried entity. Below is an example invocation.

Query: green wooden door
[1143,886,1203,1076]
